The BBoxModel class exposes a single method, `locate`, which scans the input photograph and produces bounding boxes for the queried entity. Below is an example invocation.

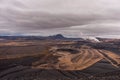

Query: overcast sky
[0,0,120,38]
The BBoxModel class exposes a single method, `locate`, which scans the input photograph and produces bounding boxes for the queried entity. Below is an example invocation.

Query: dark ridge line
[1,68,120,80]
[0,66,30,78]
[93,70,120,77]
[58,70,76,79]
[0,69,41,80]
[56,48,79,54]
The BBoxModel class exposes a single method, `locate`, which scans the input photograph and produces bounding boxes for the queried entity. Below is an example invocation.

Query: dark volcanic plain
[0,37,120,80]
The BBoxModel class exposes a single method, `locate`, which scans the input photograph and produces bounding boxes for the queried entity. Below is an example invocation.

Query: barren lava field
[0,40,120,80]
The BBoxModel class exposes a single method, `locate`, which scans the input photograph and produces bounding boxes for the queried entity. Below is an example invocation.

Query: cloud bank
[0,0,120,38]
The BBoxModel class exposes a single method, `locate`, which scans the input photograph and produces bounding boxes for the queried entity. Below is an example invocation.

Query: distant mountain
[0,34,83,41]
[48,34,65,39]
[48,34,83,41]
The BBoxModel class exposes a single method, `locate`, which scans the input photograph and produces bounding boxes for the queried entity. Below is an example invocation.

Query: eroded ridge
[34,46,104,70]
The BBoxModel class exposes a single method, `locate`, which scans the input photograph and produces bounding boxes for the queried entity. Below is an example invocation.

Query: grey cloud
[0,0,120,38]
